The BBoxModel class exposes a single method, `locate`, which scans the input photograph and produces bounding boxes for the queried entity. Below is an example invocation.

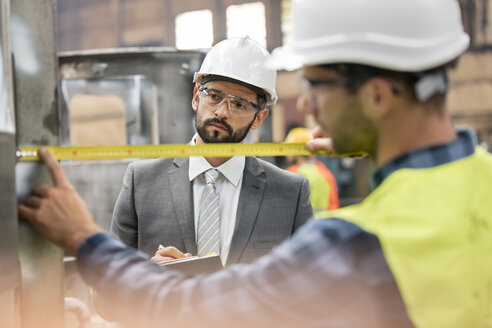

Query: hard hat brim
[270,33,470,73]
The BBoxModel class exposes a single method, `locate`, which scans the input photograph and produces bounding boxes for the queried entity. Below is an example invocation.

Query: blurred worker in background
[110,36,312,267]
[19,0,492,327]
[284,127,339,211]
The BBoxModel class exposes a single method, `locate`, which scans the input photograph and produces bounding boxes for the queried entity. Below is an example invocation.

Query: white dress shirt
[189,136,245,265]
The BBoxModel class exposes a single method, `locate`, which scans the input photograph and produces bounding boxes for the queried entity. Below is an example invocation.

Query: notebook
[157,254,223,275]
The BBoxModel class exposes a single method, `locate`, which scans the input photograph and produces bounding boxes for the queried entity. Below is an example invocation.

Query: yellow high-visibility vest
[297,163,330,212]
[322,147,492,327]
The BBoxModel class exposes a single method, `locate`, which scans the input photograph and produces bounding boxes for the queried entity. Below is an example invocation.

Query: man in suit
[110,36,313,266]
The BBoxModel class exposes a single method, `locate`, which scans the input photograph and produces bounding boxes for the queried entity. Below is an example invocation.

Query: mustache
[204,118,233,134]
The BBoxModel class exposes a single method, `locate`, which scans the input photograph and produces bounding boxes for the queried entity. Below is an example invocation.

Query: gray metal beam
[11,0,64,327]
[0,0,20,326]
[0,133,20,328]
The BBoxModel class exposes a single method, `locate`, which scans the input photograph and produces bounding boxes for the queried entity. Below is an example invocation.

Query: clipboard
[157,254,223,275]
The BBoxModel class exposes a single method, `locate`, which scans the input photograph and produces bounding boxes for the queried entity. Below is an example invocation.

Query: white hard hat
[194,36,278,106]
[271,0,470,72]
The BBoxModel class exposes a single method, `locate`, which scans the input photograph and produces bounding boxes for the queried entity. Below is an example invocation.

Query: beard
[195,111,256,143]
[331,99,377,157]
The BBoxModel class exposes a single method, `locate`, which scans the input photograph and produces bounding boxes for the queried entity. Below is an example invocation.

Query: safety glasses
[198,86,261,118]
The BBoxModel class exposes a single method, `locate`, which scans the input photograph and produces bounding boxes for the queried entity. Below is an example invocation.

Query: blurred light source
[226,2,266,48]
[176,10,213,50]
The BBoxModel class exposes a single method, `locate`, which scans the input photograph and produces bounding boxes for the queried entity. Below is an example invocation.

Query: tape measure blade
[17,143,344,161]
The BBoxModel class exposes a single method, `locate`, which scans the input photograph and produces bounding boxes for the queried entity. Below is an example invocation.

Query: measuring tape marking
[17,143,365,161]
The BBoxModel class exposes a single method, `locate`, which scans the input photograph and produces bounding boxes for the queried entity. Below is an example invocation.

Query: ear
[192,85,199,112]
[360,77,395,120]
[250,109,269,130]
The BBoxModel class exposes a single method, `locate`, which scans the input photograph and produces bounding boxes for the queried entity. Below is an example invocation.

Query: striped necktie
[197,168,221,257]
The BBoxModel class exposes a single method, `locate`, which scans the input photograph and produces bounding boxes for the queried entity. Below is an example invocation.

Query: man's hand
[306,126,334,152]
[18,148,102,253]
[151,245,193,264]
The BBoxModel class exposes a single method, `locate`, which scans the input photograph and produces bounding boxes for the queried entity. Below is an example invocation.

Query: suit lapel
[168,157,197,255]
[226,157,266,265]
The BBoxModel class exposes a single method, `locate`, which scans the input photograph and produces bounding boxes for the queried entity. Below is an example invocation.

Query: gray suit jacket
[110,156,313,266]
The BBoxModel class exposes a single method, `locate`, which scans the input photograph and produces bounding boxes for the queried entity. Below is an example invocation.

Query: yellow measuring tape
[17,143,365,161]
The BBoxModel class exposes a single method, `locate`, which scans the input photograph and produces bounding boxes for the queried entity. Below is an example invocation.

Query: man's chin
[201,134,232,144]
[205,138,228,143]
[205,132,229,143]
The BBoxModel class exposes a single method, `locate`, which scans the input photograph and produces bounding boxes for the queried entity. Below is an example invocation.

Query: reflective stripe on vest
[318,147,492,328]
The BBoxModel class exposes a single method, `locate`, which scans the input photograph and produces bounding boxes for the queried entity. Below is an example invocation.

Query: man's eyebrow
[206,87,224,94]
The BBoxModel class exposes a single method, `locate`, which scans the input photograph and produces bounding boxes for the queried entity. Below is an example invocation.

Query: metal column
[11,0,64,327]
[0,0,20,327]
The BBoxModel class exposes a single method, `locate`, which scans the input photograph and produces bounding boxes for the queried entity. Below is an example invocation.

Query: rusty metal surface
[62,160,131,231]
[11,0,64,327]
[11,1,60,146]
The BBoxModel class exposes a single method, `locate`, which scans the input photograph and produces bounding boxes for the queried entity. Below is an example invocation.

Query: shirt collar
[188,135,245,187]
[370,128,477,189]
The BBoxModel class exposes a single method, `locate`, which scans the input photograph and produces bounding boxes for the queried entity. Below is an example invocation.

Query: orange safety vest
[287,160,339,210]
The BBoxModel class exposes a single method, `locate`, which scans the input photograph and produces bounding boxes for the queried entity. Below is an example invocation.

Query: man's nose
[214,99,230,119]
